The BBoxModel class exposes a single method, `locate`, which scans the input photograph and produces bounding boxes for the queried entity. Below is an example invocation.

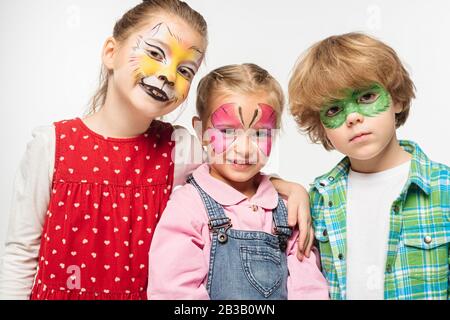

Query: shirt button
[328,201,333,208]
[338,253,344,260]
[393,205,400,214]
[323,229,328,237]
[424,236,432,244]
[386,265,393,273]
[251,205,258,212]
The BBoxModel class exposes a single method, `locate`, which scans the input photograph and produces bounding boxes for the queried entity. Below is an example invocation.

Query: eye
[178,66,195,80]
[255,129,270,138]
[146,49,164,61]
[325,106,342,117]
[358,92,379,104]
[219,128,236,136]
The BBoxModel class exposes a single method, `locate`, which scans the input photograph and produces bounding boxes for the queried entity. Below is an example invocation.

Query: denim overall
[188,175,292,300]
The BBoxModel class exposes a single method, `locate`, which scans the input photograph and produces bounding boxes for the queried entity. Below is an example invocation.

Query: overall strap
[186,175,232,234]
[187,174,232,293]
[272,197,292,252]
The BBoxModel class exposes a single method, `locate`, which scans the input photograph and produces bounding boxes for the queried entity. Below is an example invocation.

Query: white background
[1,0,449,256]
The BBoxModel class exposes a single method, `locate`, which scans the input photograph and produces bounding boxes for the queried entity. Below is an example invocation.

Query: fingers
[297,225,306,261]
[287,198,299,228]
[304,226,315,258]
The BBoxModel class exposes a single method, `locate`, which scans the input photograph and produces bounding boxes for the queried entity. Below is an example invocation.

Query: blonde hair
[196,63,285,128]
[288,32,415,150]
[88,0,208,114]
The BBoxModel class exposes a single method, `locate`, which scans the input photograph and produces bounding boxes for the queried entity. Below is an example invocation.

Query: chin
[134,100,176,119]
[222,167,258,183]
[345,144,385,161]
[133,89,180,118]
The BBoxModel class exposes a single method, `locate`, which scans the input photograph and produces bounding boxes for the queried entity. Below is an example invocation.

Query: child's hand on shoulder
[270,178,314,261]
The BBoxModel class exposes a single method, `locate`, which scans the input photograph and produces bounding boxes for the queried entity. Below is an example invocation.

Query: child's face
[202,91,277,184]
[321,84,403,160]
[111,14,205,118]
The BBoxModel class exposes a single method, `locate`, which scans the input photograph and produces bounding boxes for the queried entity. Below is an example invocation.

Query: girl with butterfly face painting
[0,1,312,300]
[148,64,328,300]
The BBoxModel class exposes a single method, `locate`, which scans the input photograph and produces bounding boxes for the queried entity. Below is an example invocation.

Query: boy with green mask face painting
[288,32,450,300]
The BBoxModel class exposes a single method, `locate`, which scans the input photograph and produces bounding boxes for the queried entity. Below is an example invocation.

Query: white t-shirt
[345,160,411,300]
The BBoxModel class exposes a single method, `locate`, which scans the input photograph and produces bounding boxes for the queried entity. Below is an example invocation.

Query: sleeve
[171,126,204,188]
[286,229,330,300]
[147,184,211,300]
[0,126,55,300]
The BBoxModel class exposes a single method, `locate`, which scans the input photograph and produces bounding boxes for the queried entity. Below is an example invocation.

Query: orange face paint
[130,22,203,104]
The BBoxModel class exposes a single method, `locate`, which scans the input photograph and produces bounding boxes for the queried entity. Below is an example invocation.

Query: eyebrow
[143,41,166,60]
[214,124,238,129]
[189,46,204,55]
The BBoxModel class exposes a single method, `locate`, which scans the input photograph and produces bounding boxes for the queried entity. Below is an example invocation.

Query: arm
[270,177,314,260]
[148,185,211,300]
[286,229,329,300]
[0,126,54,300]
[172,126,204,188]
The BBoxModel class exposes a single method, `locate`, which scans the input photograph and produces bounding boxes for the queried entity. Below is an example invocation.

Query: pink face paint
[208,103,243,153]
[211,103,244,129]
[206,102,277,157]
[250,103,276,156]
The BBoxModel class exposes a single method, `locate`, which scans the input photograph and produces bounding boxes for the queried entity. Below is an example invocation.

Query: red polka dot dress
[30,118,174,300]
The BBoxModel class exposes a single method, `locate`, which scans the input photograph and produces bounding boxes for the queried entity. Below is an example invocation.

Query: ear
[102,37,118,71]
[392,102,403,114]
[192,116,204,143]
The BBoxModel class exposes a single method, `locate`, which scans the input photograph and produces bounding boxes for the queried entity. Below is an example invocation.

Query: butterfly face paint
[129,22,203,104]
[207,103,277,157]
[320,84,391,129]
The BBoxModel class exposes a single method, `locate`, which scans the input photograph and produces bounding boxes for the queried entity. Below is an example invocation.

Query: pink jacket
[148,163,329,299]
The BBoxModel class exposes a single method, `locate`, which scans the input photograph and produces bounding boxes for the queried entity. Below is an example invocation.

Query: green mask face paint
[320,84,391,129]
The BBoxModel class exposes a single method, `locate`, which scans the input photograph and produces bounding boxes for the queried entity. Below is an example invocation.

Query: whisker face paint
[320,84,391,129]
[206,103,277,157]
[129,22,204,104]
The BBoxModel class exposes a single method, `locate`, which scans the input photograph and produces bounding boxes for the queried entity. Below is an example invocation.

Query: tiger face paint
[129,22,204,105]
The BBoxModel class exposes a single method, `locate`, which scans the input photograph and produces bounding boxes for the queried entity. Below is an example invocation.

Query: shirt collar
[399,140,431,195]
[312,140,431,195]
[192,163,279,209]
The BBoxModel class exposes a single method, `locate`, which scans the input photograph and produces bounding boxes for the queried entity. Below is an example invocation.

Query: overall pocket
[239,245,283,298]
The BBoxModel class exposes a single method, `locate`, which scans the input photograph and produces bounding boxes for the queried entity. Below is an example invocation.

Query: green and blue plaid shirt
[310,140,450,300]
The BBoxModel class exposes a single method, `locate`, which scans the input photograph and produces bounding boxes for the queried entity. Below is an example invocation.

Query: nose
[346,112,364,127]
[233,132,258,163]
[158,75,175,87]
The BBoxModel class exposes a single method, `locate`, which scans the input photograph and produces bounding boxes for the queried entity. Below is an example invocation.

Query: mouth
[349,132,372,143]
[139,80,170,102]
[226,159,255,169]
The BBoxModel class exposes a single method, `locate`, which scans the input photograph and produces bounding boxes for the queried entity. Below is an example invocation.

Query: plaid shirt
[310,140,450,300]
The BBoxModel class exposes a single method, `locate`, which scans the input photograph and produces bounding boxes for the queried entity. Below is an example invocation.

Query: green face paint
[320,84,391,129]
